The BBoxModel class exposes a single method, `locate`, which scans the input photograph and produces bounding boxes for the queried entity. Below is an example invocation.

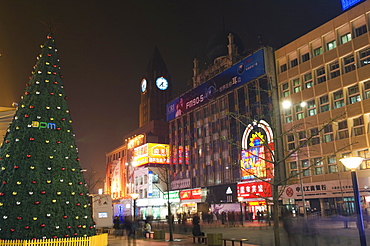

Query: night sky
[0,0,343,190]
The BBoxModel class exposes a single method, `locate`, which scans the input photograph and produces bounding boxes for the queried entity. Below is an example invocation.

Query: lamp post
[130,193,139,221]
[282,100,307,220]
[237,197,244,226]
[340,157,367,246]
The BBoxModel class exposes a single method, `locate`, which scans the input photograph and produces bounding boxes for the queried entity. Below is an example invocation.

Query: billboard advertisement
[241,120,274,180]
[133,143,170,167]
[237,180,272,199]
[341,0,365,10]
[180,188,202,200]
[166,49,265,121]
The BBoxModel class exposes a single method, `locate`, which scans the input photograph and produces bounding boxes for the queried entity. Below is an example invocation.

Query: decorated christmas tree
[0,33,96,240]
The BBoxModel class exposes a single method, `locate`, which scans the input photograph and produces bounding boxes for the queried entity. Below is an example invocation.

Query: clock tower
[139,47,172,127]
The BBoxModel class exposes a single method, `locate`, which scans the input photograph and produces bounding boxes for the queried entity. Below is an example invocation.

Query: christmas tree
[0,33,96,240]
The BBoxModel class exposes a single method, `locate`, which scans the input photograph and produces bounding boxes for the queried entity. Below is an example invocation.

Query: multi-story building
[166,31,281,216]
[105,48,172,219]
[277,1,370,216]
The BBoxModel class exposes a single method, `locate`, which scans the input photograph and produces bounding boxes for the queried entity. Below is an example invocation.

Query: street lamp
[282,100,308,220]
[237,197,244,226]
[130,193,139,221]
[340,157,367,246]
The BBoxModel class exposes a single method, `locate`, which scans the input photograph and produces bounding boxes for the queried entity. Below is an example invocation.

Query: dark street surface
[106,217,370,245]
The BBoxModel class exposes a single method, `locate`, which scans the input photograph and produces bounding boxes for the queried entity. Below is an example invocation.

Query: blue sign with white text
[341,0,365,10]
[166,49,266,121]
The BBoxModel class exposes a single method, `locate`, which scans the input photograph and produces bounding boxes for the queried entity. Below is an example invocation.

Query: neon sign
[237,180,272,199]
[32,121,56,130]
[241,120,274,180]
[133,143,170,167]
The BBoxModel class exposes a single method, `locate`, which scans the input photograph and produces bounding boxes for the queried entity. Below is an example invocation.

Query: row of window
[278,14,368,73]
[283,81,370,123]
[281,47,370,98]
[289,149,370,177]
[286,116,366,150]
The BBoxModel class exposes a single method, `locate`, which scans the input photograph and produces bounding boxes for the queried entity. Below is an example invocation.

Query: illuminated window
[327,155,338,173]
[301,159,310,176]
[282,82,290,97]
[353,116,364,136]
[333,90,344,109]
[290,161,298,177]
[295,104,304,120]
[320,95,330,112]
[364,81,370,99]
[348,85,360,104]
[329,60,340,79]
[303,73,313,89]
[313,157,323,175]
[307,99,317,116]
[326,40,336,51]
[316,67,326,84]
[292,78,301,93]
[358,149,370,169]
[340,33,351,44]
[359,47,370,67]
[285,107,293,123]
[314,47,323,57]
[338,120,349,139]
[323,124,334,143]
[343,54,355,73]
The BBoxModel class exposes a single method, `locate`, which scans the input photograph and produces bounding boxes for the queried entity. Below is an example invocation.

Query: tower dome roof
[206,30,244,62]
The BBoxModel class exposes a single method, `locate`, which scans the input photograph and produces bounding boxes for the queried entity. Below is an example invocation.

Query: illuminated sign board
[133,143,170,167]
[164,191,180,201]
[180,188,202,200]
[341,0,365,10]
[237,181,272,199]
[167,49,265,121]
[241,120,274,180]
[127,134,144,149]
[32,121,56,130]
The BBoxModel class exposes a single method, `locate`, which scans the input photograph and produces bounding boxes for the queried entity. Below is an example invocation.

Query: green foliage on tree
[0,33,96,240]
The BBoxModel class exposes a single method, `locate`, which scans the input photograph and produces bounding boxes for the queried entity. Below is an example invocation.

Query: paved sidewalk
[107,219,370,246]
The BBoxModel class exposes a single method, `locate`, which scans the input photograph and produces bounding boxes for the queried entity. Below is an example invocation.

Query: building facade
[276,1,370,216]
[105,47,172,220]
[167,32,280,217]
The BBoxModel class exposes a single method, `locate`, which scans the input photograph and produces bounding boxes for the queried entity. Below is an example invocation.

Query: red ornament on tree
[17,217,22,220]
[14,166,19,169]
[34,201,40,205]
[63,216,68,219]
[29,138,34,141]
[26,154,31,158]
[10,229,15,232]
[41,191,46,194]
[53,81,58,84]
[29,105,34,108]
[40,224,45,227]
[67,226,71,229]
[24,114,29,118]
[25,226,30,229]
[0,192,4,196]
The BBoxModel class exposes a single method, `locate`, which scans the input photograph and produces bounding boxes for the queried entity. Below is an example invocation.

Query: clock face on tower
[156,77,168,90]
[141,79,147,93]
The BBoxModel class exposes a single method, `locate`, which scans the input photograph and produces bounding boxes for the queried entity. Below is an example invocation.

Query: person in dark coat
[192,216,205,243]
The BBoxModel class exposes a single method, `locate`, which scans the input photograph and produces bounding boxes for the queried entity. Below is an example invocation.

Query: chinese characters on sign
[237,181,272,199]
